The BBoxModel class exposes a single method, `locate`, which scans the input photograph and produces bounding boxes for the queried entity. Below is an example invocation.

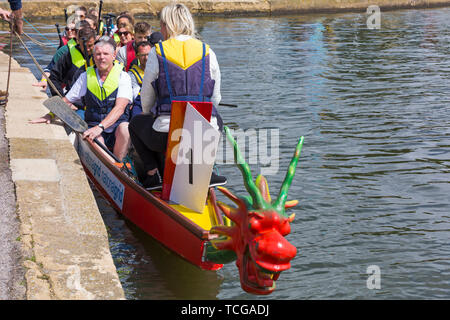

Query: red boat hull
[75,134,222,271]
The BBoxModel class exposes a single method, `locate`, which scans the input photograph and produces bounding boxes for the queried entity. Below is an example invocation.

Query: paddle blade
[43,96,88,133]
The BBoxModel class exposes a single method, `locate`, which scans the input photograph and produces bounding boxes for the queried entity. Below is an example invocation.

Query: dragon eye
[279,218,291,236]
[248,212,263,232]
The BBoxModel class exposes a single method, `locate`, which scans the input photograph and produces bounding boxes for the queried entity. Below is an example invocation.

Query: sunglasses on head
[118,31,130,36]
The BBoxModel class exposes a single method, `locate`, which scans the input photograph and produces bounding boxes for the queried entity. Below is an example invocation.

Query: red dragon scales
[207,126,304,295]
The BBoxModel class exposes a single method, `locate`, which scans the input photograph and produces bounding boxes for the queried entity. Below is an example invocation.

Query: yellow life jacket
[114,33,120,44]
[69,43,94,70]
[86,63,123,101]
[129,64,144,86]
[67,38,77,49]
[155,38,210,70]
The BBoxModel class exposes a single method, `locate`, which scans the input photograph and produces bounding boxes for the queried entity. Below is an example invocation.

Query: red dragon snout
[244,225,297,294]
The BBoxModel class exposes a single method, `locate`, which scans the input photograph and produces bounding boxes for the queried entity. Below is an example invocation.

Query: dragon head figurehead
[209,126,304,295]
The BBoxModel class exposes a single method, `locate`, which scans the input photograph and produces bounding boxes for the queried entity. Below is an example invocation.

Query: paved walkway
[0,51,124,299]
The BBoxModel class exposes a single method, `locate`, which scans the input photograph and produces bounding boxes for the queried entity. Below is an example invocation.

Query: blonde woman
[129,3,225,190]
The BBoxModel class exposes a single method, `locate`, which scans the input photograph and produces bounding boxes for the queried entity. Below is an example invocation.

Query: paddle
[219,103,237,108]
[43,96,121,163]
[55,23,64,48]
[97,0,103,35]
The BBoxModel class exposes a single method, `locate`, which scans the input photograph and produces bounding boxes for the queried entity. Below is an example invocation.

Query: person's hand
[29,113,53,124]
[0,8,11,21]
[32,73,50,91]
[11,9,23,35]
[82,125,103,141]
[32,80,48,91]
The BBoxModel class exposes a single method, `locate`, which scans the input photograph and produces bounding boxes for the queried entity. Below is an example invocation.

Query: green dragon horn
[273,136,304,215]
[224,126,268,210]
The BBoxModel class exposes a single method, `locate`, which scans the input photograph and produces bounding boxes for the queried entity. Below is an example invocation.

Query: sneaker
[142,171,162,190]
[209,172,227,187]
[114,162,132,170]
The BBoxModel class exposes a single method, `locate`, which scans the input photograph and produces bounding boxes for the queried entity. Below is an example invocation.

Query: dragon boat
[71,100,304,295]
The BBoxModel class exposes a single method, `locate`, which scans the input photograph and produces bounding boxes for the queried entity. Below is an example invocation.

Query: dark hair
[77,26,96,41]
[75,6,87,14]
[85,14,98,29]
[148,31,164,46]
[116,13,135,26]
[134,21,151,35]
[75,20,91,31]
[136,41,151,51]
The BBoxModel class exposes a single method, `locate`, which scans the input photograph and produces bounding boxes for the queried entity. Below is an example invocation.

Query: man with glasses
[127,41,152,119]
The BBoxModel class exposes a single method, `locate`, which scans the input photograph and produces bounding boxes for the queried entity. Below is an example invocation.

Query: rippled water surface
[3,7,450,299]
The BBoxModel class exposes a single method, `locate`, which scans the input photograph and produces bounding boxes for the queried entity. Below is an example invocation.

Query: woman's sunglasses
[65,27,76,32]
[118,31,131,37]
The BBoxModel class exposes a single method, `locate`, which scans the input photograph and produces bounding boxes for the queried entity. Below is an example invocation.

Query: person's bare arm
[82,98,129,140]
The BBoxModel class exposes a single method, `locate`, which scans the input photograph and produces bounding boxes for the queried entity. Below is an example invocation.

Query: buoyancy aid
[68,44,94,82]
[129,63,144,86]
[113,32,120,44]
[69,44,87,69]
[67,38,77,49]
[82,63,130,133]
[62,44,93,93]
[128,63,144,119]
[151,38,218,117]
[125,41,136,72]
[98,21,105,36]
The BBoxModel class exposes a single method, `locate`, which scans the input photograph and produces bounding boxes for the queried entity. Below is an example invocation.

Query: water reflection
[94,189,223,300]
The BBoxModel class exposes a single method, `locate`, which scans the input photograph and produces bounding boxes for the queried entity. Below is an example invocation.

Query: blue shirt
[8,0,22,11]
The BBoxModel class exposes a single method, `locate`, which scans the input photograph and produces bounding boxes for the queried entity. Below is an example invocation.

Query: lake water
[3,6,450,299]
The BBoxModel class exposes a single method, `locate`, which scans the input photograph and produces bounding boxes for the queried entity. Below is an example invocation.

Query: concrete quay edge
[0,51,125,300]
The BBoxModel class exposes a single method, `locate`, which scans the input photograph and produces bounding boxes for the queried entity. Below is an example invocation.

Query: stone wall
[1,0,449,18]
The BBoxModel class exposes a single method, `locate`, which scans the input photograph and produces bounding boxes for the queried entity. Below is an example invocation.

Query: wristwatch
[98,123,105,131]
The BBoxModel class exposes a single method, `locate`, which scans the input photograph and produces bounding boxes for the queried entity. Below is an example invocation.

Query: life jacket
[128,63,144,119]
[66,44,93,90]
[67,38,77,49]
[113,32,120,44]
[125,41,136,72]
[69,44,87,69]
[129,63,144,86]
[98,21,105,36]
[151,38,217,117]
[82,63,130,132]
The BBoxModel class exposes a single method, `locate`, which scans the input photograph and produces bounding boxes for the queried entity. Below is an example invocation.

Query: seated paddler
[127,40,153,120]
[64,36,133,162]
[128,3,226,190]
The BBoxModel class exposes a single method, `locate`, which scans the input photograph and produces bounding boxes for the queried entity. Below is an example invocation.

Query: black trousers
[129,114,168,176]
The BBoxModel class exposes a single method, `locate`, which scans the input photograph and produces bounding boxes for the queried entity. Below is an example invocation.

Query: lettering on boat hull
[77,138,124,210]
